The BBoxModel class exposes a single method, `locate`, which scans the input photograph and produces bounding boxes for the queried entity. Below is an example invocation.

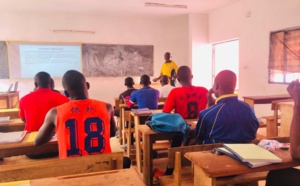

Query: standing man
[127,75,159,109]
[158,75,174,98]
[153,52,178,86]
[163,66,208,119]
[195,70,259,144]
[19,71,69,132]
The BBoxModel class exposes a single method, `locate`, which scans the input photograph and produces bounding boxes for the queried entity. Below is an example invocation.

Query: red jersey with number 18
[56,99,111,159]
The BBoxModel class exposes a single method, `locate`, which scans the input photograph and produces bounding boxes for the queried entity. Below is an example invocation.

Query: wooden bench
[28,168,145,186]
[259,115,281,138]
[0,152,123,183]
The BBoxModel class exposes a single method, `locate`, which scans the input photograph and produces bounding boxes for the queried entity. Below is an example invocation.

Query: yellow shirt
[160,61,178,77]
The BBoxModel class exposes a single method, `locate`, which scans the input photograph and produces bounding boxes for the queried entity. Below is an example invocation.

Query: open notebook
[214,143,282,168]
[214,147,272,168]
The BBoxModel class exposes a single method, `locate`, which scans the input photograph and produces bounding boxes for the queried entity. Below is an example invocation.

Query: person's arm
[207,89,215,107]
[35,108,57,146]
[153,75,161,82]
[287,80,300,160]
[19,100,26,122]
[106,103,116,137]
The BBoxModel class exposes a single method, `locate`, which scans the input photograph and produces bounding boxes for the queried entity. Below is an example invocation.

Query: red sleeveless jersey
[56,99,111,159]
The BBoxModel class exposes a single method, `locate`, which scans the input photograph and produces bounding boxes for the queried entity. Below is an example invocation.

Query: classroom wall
[209,0,300,117]
[0,12,192,105]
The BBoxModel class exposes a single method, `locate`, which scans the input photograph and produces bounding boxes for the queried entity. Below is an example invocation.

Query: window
[212,40,239,89]
[269,28,300,84]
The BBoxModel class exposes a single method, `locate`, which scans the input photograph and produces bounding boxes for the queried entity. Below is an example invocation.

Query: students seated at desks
[195,70,259,144]
[127,74,159,109]
[19,72,69,132]
[34,70,130,168]
[158,75,174,98]
[265,80,300,186]
[163,66,208,119]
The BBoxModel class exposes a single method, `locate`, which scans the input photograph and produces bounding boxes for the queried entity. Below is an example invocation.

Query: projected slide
[19,45,81,78]
[7,42,82,78]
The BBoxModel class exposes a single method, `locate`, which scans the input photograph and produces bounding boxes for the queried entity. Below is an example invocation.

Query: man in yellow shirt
[153,52,178,86]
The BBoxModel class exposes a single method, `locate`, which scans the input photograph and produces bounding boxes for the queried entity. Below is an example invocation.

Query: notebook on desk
[222,143,282,163]
[214,147,272,168]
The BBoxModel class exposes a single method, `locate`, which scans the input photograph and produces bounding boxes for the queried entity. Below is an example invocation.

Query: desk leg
[143,132,153,186]
[135,116,142,173]
[194,165,216,186]
[121,108,125,145]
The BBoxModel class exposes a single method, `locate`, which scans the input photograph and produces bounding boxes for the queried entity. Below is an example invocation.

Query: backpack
[146,113,190,144]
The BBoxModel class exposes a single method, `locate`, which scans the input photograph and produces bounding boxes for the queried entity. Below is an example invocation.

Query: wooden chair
[0,152,123,183]
[114,98,124,144]
[122,109,135,157]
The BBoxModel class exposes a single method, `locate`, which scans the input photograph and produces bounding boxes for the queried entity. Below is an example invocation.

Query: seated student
[265,80,300,186]
[163,66,208,119]
[127,74,159,109]
[114,77,136,117]
[35,70,130,168]
[158,75,174,98]
[119,77,136,101]
[50,78,63,94]
[19,71,69,132]
[195,70,259,144]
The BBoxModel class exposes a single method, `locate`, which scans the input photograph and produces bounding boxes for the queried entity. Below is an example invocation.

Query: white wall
[0,12,191,105]
[188,14,211,89]
[209,0,300,117]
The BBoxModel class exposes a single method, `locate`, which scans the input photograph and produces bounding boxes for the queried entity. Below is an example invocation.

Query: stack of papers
[0,131,27,144]
[0,116,10,123]
[214,143,282,168]
[132,108,152,114]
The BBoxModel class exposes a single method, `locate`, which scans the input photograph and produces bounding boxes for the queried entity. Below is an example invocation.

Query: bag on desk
[146,113,190,144]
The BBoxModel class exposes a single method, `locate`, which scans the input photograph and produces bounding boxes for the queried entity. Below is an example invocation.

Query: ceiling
[0,0,240,17]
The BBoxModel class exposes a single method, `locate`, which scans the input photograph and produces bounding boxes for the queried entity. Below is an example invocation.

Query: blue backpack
[146,113,190,144]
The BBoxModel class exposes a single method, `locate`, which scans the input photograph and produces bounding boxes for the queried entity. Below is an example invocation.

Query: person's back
[19,72,69,132]
[163,66,208,119]
[119,77,136,100]
[128,75,159,109]
[56,99,111,158]
[195,70,259,144]
[196,97,258,143]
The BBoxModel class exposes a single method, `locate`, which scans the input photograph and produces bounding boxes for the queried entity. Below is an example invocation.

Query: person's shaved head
[140,74,151,86]
[160,75,169,86]
[213,70,236,97]
[34,72,51,88]
[177,66,193,86]
[164,52,171,62]
[62,70,88,99]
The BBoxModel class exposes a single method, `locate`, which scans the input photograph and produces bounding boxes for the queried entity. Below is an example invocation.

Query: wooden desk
[0,168,145,186]
[0,92,19,109]
[0,108,19,119]
[0,133,58,158]
[185,149,300,186]
[132,109,162,172]
[138,119,197,186]
[243,94,291,108]
[0,118,24,132]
